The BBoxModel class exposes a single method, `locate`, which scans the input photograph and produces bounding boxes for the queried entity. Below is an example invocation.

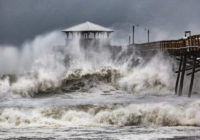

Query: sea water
[0,31,200,140]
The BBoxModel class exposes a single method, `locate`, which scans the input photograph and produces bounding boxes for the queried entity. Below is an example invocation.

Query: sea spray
[1,30,200,139]
[3,31,67,97]
[0,31,177,97]
[117,53,175,95]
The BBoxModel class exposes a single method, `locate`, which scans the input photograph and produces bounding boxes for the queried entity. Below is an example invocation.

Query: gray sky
[1,0,200,45]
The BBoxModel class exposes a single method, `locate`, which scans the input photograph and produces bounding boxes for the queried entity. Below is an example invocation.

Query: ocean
[0,31,200,140]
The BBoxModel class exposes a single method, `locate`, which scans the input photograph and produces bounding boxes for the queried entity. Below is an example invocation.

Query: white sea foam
[0,100,200,128]
[0,30,200,131]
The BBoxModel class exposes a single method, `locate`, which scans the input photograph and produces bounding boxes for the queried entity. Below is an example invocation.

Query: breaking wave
[1,100,200,128]
[0,31,176,97]
[1,30,200,130]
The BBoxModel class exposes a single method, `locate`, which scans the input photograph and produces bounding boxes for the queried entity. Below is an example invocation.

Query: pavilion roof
[62,21,113,33]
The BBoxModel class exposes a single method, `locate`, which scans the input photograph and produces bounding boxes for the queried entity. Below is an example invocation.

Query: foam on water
[0,99,200,128]
[0,31,200,132]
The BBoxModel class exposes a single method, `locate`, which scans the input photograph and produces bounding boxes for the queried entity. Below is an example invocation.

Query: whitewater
[0,31,200,140]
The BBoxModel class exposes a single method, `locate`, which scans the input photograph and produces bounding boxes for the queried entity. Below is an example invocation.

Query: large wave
[0,31,176,97]
[0,100,200,128]
[1,30,200,129]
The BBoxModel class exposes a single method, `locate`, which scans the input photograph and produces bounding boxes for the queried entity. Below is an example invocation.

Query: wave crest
[1,101,200,128]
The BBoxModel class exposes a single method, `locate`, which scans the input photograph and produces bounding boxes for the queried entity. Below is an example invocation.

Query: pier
[63,22,200,97]
[132,32,200,97]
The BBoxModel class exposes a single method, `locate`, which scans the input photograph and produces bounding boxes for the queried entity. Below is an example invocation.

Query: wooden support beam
[175,63,200,73]
[178,53,187,96]
[187,69,200,75]
[175,56,183,95]
[188,55,197,97]
[176,67,193,73]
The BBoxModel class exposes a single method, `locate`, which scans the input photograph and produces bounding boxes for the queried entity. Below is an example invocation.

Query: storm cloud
[0,0,200,45]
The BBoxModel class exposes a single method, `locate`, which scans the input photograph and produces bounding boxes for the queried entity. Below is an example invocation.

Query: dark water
[1,126,200,140]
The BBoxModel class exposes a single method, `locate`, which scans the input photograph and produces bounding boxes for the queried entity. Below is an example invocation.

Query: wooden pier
[133,34,200,97]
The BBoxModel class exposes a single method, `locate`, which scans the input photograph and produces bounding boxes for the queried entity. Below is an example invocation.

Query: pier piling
[175,55,183,95]
[178,52,187,96]
[188,54,196,97]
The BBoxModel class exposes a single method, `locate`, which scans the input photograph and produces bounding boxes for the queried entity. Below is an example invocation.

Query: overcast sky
[1,0,200,45]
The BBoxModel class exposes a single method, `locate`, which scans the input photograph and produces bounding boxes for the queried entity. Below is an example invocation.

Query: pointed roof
[62,21,113,33]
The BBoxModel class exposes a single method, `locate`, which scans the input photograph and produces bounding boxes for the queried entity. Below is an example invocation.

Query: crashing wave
[4,61,174,97]
[6,67,118,97]
[0,31,176,97]
[0,101,200,128]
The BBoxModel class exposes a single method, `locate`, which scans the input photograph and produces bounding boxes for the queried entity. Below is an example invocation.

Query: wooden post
[148,29,150,43]
[178,52,187,96]
[107,32,110,38]
[66,32,69,39]
[132,25,135,44]
[175,56,183,94]
[188,55,197,97]
[87,33,89,39]
[94,32,96,39]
